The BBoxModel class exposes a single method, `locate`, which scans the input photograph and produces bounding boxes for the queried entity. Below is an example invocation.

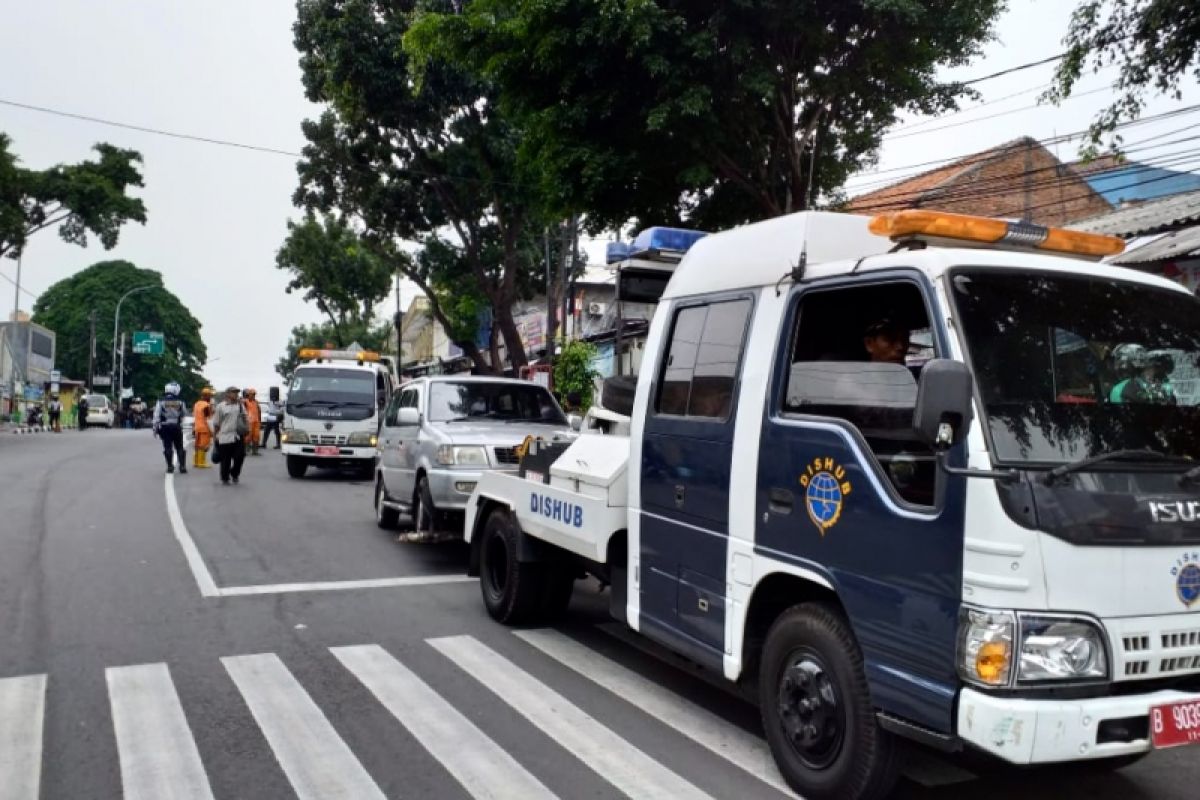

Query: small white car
[83,394,115,429]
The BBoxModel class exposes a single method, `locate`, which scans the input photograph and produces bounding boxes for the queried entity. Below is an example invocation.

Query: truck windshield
[950,270,1200,465]
[428,381,567,424]
[289,368,376,408]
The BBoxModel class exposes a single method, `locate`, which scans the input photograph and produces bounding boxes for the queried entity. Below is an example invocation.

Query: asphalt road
[0,428,1196,799]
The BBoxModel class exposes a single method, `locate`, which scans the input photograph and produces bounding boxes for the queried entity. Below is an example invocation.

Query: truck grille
[314,434,348,445]
[1114,620,1200,679]
[494,446,520,465]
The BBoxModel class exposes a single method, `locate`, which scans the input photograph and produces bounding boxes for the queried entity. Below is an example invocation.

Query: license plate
[525,470,544,484]
[1151,699,1200,749]
[314,445,339,456]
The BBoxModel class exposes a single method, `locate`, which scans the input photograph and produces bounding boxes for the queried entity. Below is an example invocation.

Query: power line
[0,267,38,299]
[888,82,1052,135]
[883,86,1111,141]
[955,52,1068,87]
[0,97,303,158]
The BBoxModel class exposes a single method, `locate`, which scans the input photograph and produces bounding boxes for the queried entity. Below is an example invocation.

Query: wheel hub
[777,654,844,768]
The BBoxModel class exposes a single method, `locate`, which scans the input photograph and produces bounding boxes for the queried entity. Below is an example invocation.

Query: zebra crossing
[0,630,801,800]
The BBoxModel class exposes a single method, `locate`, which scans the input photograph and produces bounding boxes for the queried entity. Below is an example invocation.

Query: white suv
[83,394,115,428]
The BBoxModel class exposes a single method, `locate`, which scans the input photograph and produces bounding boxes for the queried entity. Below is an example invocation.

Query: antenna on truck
[775,244,808,297]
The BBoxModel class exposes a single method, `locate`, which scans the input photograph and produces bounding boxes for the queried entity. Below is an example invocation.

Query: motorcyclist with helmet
[153,381,189,474]
[1109,344,1177,404]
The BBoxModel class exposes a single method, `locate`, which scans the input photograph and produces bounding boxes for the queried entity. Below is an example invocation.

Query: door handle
[768,488,794,514]
[674,484,686,508]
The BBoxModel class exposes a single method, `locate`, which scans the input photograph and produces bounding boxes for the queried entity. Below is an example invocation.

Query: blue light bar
[606,242,634,264]
[631,226,707,255]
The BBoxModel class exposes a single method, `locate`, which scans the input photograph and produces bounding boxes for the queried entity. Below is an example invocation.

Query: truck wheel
[413,476,438,534]
[478,508,545,625]
[759,604,900,800]
[286,456,307,479]
[375,478,400,530]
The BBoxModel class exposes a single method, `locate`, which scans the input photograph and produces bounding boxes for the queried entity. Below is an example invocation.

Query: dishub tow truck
[463,212,1200,799]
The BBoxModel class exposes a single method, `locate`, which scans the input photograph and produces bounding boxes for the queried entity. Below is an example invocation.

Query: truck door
[754,275,967,734]
[640,296,754,658]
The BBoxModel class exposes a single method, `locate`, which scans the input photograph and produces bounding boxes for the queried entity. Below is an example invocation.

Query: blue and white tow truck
[463,211,1200,799]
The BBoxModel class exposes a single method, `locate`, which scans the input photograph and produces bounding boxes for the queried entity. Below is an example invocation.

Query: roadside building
[0,313,57,419]
[1072,189,1200,290]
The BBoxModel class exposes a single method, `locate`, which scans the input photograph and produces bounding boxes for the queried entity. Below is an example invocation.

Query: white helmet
[1112,344,1147,372]
[164,382,181,396]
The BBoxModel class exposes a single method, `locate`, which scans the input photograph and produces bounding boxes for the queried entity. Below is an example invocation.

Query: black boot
[166,463,174,474]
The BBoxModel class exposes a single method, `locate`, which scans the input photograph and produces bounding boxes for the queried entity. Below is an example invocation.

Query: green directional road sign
[132,331,165,355]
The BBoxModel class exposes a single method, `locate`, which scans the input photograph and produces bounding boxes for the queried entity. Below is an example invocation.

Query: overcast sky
[2,1,1196,391]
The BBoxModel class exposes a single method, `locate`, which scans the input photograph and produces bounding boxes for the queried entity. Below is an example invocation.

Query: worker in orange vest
[192,387,215,469]
[243,388,263,455]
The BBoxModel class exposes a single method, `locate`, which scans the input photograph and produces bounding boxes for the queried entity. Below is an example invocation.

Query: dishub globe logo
[1171,552,1200,608]
[799,457,852,536]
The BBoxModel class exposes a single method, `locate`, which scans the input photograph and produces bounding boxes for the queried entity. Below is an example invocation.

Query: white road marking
[429,635,715,800]
[219,575,474,597]
[333,644,557,800]
[222,653,386,800]
[515,629,791,796]
[165,473,473,598]
[164,474,220,597]
[106,663,215,800]
[0,674,47,800]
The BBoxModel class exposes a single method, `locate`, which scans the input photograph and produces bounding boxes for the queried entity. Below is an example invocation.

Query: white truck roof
[663,210,1190,300]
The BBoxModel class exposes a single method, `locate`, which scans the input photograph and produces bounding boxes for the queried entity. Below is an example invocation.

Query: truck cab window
[655,299,752,420]
[783,282,936,506]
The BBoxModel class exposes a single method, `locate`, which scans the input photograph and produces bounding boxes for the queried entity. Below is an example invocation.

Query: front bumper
[281,442,375,462]
[958,686,1200,763]
[426,468,488,511]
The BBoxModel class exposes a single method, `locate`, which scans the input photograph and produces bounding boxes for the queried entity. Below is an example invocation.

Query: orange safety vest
[192,399,213,434]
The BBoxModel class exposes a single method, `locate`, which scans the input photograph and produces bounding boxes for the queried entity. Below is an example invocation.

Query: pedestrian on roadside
[191,387,215,469]
[260,394,283,450]
[77,394,88,430]
[153,382,188,474]
[242,388,262,455]
[48,396,62,433]
[212,386,249,485]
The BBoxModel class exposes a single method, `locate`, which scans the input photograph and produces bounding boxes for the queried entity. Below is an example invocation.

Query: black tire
[600,375,638,417]
[759,604,901,800]
[286,456,307,479]
[375,477,400,530]
[478,508,547,625]
[412,475,438,534]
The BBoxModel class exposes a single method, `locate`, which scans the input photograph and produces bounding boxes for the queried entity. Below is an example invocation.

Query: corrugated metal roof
[1072,189,1200,236]
[1111,227,1200,265]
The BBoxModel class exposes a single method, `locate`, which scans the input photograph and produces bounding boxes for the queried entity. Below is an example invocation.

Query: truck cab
[464,210,1200,799]
[281,347,395,479]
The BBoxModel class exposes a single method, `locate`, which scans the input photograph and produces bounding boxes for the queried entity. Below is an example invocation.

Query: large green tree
[408,0,1005,230]
[32,261,207,399]
[276,214,394,345]
[292,0,551,372]
[0,133,147,261]
[1049,0,1200,147]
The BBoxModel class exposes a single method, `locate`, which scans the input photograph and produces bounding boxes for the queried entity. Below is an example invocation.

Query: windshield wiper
[1044,449,1193,486]
[1179,465,1200,487]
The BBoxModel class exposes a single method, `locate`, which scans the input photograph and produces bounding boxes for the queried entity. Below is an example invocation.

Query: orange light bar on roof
[868,210,1125,258]
[298,347,381,362]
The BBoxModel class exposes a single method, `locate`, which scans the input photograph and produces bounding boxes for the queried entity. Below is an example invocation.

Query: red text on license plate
[315,445,339,456]
[1151,699,1200,749]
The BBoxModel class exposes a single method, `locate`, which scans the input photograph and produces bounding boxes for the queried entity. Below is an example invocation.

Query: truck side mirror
[568,413,583,432]
[397,407,420,427]
[913,359,974,451]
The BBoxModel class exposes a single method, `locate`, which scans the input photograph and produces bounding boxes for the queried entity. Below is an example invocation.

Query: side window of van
[384,393,403,427]
[656,298,752,420]
[782,282,937,506]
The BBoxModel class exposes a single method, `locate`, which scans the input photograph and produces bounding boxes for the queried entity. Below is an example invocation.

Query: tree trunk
[493,301,528,371]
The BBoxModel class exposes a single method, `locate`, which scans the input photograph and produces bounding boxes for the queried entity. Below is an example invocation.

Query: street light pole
[112,285,155,402]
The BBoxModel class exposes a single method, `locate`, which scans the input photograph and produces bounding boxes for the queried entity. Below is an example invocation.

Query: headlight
[436,445,489,466]
[1017,616,1108,683]
[959,608,1014,687]
[286,429,310,444]
[347,431,378,447]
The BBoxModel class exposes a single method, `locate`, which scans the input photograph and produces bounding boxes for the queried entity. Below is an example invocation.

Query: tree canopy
[32,261,208,399]
[0,133,147,261]
[276,214,394,345]
[407,0,1006,230]
[1049,0,1200,147]
[291,0,553,372]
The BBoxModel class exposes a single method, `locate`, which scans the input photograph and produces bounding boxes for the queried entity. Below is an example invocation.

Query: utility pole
[544,227,555,369]
[393,272,403,376]
[7,255,21,414]
[87,309,97,390]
